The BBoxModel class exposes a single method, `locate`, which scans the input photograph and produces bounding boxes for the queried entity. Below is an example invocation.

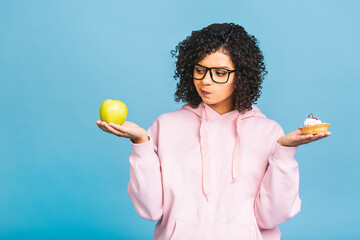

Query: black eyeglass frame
[193,63,236,84]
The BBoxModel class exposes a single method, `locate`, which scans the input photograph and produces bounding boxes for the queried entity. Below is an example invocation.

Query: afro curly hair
[171,23,267,114]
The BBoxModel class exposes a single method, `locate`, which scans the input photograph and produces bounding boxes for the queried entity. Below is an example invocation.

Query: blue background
[1,0,359,239]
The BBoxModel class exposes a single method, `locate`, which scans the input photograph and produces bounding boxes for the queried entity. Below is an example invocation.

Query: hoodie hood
[181,101,267,201]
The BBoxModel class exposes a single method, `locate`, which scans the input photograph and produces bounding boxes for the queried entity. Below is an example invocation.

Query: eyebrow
[196,64,230,69]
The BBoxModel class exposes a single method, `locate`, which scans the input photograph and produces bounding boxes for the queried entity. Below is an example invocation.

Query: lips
[201,89,210,95]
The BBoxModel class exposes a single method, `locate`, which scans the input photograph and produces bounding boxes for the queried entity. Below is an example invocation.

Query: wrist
[277,138,286,146]
[132,136,149,144]
[277,138,298,147]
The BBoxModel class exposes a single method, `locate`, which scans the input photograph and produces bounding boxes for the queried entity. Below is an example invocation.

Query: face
[193,49,236,115]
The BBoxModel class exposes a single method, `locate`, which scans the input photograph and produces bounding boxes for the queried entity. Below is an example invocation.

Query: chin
[201,98,216,105]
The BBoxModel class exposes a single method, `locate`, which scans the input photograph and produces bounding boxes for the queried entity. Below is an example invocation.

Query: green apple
[100,99,127,125]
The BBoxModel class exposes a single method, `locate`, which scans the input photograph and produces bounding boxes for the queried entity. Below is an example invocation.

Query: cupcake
[298,113,330,135]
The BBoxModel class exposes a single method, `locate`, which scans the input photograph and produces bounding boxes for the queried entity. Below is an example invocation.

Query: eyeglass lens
[193,65,229,83]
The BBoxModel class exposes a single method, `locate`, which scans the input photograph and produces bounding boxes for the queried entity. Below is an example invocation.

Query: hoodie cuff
[270,141,298,165]
[129,136,154,162]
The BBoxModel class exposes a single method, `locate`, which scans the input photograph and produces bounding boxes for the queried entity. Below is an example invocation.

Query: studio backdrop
[0,0,359,239]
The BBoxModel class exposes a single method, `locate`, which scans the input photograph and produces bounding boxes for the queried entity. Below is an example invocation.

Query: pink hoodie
[128,102,301,240]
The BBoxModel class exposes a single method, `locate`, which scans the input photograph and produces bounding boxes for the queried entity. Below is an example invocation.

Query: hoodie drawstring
[200,104,212,201]
[199,105,242,201]
[183,102,265,201]
[232,115,242,181]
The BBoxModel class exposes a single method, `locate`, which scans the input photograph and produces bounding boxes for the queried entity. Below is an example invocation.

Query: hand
[277,130,332,147]
[96,120,149,143]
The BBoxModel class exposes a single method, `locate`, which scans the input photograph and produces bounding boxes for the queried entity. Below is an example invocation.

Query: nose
[202,69,212,84]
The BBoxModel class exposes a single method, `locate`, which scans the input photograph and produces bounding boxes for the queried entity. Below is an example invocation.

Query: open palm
[96,120,148,142]
[277,130,332,147]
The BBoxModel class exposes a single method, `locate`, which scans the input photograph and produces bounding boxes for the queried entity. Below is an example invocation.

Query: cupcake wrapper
[298,123,330,135]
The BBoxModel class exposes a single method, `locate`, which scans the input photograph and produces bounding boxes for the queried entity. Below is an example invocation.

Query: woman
[96,23,331,240]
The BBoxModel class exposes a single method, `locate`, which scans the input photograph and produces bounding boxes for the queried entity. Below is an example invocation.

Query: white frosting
[304,118,322,126]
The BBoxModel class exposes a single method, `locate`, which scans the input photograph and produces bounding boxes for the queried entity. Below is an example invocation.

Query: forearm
[254,142,301,229]
[128,136,164,221]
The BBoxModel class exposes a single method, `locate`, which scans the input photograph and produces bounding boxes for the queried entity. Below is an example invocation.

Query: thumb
[288,130,302,135]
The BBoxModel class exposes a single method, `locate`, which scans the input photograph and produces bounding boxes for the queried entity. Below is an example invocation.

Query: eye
[195,67,205,74]
[215,69,227,77]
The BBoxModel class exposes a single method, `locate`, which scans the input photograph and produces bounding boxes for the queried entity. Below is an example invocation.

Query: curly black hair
[171,23,267,113]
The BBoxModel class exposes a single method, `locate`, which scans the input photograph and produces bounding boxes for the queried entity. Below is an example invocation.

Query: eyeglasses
[193,64,236,84]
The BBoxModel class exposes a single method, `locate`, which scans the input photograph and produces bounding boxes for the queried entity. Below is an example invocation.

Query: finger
[302,132,329,144]
[292,131,314,138]
[295,134,314,141]
[102,122,128,137]
[288,130,303,136]
[313,132,325,138]
[101,122,118,132]
[97,122,112,133]
[304,133,324,142]
[315,133,331,140]
[297,139,319,145]
[96,120,106,126]
[107,123,130,136]
[108,122,126,133]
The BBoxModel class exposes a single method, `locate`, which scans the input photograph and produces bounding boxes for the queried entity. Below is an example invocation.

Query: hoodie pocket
[170,219,257,240]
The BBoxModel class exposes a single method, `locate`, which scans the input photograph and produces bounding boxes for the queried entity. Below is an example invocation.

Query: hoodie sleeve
[254,123,301,229]
[127,118,163,222]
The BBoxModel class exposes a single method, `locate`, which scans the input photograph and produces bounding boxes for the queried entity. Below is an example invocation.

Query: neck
[206,102,235,115]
